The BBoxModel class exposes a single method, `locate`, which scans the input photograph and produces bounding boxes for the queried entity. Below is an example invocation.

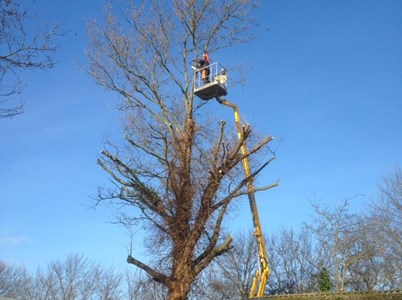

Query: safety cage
[193,62,227,100]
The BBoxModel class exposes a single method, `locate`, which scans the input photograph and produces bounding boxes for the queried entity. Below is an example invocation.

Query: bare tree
[214,231,258,299]
[0,0,58,118]
[1,255,145,300]
[308,200,360,292]
[86,1,275,299]
[97,266,124,299]
[351,167,402,291]
[193,228,319,298]
[125,269,168,300]
[33,265,60,300]
[346,216,384,291]
[28,254,124,300]
[372,167,402,261]
[266,228,319,294]
[306,199,393,293]
[191,231,257,300]
[0,260,32,298]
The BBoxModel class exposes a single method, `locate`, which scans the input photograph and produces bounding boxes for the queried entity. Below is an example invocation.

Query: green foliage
[318,267,332,292]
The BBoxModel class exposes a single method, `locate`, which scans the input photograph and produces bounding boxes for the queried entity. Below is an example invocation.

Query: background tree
[179,169,402,297]
[191,231,257,300]
[330,168,402,292]
[307,192,401,292]
[213,231,258,300]
[1,171,400,299]
[32,254,124,299]
[318,267,332,292]
[86,1,274,299]
[266,228,319,294]
[355,166,402,291]
[1,254,134,300]
[0,260,31,298]
[346,216,385,291]
[371,167,402,262]
[0,0,58,118]
[126,274,167,300]
[307,200,361,292]
[193,228,320,298]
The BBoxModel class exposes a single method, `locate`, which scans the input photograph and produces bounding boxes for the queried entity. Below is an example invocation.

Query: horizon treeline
[1,167,400,299]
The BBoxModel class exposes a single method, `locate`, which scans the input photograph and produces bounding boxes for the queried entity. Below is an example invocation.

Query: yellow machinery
[194,65,271,298]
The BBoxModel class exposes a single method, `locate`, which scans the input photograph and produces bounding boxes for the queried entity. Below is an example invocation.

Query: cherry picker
[193,62,273,298]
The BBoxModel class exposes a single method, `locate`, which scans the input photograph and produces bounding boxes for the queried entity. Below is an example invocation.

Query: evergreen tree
[318,267,332,292]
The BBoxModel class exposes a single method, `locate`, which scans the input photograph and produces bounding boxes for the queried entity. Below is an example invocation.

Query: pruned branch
[194,235,233,275]
[127,255,169,285]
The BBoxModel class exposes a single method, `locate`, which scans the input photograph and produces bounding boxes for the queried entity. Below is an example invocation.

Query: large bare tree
[0,0,58,118]
[86,1,275,299]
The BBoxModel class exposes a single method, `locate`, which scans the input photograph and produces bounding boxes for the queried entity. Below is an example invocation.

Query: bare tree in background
[308,200,360,292]
[0,0,58,118]
[1,254,154,300]
[213,231,257,299]
[306,198,399,293]
[0,260,32,298]
[193,228,319,298]
[372,167,402,262]
[192,231,257,300]
[358,167,402,290]
[125,269,168,300]
[344,215,380,291]
[30,254,123,300]
[86,1,275,299]
[266,228,319,294]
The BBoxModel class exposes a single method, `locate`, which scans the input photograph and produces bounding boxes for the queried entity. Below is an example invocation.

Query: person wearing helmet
[194,53,210,84]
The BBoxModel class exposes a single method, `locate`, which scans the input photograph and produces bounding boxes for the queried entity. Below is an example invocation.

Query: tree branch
[127,255,169,285]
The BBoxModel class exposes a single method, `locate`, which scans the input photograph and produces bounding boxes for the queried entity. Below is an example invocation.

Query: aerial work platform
[193,59,275,298]
[193,62,227,100]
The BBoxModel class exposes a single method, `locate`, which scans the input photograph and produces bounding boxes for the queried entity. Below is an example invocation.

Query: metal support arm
[216,97,270,298]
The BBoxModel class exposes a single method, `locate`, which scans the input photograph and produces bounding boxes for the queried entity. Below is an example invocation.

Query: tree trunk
[168,279,192,300]
[168,291,187,300]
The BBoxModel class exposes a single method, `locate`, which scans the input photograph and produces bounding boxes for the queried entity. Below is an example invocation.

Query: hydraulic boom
[217,98,270,298]
[191,61,273,297]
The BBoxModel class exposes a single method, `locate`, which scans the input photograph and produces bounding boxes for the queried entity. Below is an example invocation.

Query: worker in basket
[194,53,210,84]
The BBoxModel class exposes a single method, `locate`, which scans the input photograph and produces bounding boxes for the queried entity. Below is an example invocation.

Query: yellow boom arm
[218,98,270,298]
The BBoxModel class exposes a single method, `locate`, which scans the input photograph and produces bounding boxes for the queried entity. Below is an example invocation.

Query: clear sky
[1,0,401,272]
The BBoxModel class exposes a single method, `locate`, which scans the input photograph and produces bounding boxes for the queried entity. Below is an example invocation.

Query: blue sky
[1,0,401,272]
